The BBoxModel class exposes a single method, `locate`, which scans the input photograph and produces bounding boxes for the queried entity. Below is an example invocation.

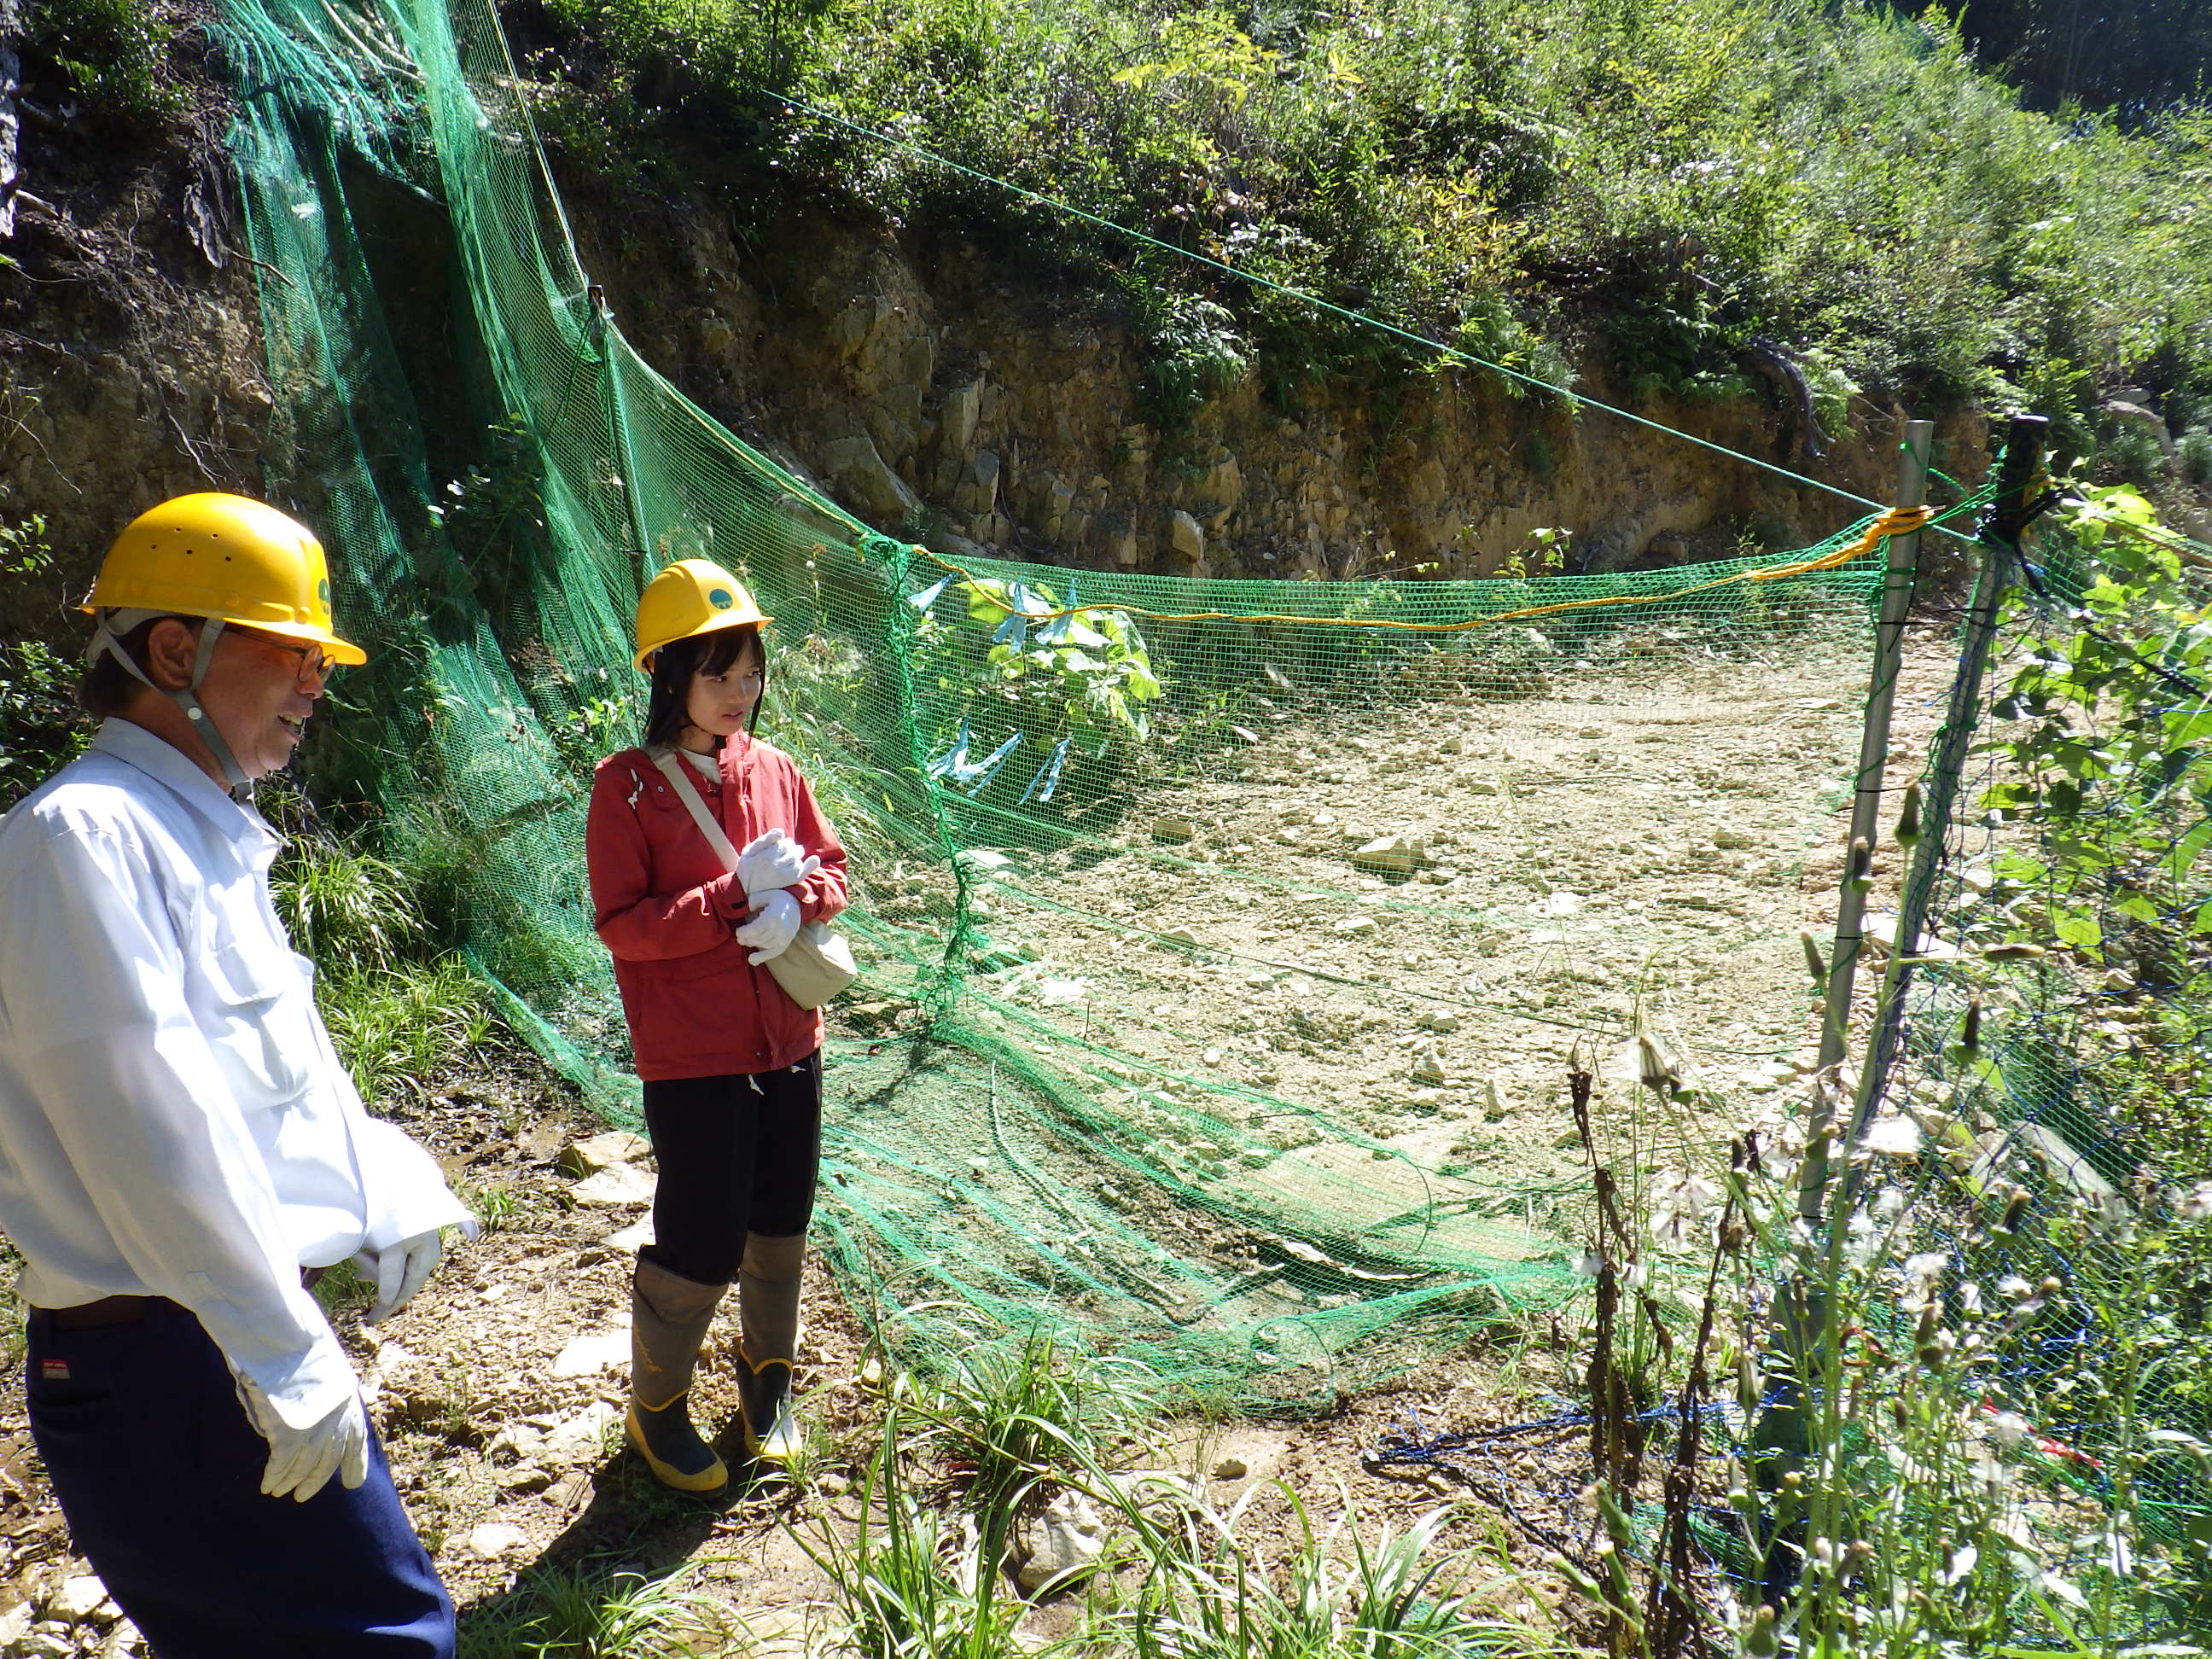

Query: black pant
[26,1301,454,1658]
[641,1050,823,1285]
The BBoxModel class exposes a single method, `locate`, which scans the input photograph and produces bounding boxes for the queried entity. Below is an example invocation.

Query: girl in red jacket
[585,559,847,1492]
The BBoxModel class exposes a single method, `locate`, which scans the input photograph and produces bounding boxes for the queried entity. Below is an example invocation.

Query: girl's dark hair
[641,624,765,751]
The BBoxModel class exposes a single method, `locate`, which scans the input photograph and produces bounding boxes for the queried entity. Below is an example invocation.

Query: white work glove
[240,1381,370,1503]
[351,1228,444,1325]
[734,888,801,964]
[735,828,821,898]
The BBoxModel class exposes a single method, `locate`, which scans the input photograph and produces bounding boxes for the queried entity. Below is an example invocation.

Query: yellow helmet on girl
[632,558,771,672]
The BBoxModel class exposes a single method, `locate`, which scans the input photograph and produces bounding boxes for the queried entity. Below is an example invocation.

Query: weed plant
[0,639,90,810]
[276,841,428,972]
[456,1563,725,1658]
[455,1177,538,1234]
[1560,1051,2212,1650]
[273,823,505,1108]
[795,1359,1575,1659]
[795,1413,1033,1659]
[890,1320,1164,1573]
[311,1254,378,1321]
[0,517,91,811]
[1554,623,2212,1654]
[2179,428,2212,486]
[323,955,498,1108]
[1097,1484,1572,1659]
[907,572,1164,811]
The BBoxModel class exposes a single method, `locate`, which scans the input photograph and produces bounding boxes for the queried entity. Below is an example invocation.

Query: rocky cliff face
[0,108,1992,657]
[0,121,269,640]
[574,201,1992,587]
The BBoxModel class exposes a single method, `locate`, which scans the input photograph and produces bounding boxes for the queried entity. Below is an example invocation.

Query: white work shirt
[0,719,469,1428]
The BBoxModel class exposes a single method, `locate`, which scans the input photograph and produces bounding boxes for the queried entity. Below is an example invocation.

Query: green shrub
[2100,423,2168,486]
[528,0,2212,421]
[322,956,495,1109]
[26,0,183,123]
[2180,426,2212,486]
[0,517,90,811]
[274,839,427,975]
[1132,289,1251,430]
[0,640,90,811]
[914,572,1164,803]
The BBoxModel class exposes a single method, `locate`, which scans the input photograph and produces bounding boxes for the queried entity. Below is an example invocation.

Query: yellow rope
[899,505,1938,635]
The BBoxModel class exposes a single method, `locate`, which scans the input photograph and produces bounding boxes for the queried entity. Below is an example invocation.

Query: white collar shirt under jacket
[0,718,468,1431]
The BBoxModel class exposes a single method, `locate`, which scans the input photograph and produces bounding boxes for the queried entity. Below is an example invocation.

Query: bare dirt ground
[0,624,1961,1655]
[948,620,1957,1227]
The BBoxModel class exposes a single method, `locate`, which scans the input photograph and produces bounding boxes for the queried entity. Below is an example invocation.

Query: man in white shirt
[0,494,469,1657]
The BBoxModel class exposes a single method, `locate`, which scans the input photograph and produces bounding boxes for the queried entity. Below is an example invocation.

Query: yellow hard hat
[82,492,368,667]
[633,558,770,672]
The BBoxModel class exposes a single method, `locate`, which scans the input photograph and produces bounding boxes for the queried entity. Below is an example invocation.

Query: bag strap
[647,746,741,874]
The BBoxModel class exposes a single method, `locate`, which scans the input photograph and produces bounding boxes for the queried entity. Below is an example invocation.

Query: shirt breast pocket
[196,939,320,1109]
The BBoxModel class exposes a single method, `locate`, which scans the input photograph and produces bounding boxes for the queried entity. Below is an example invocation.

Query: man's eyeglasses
[234,628,335,686]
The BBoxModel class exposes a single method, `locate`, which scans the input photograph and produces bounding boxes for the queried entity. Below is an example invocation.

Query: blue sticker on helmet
[709,588,734,609]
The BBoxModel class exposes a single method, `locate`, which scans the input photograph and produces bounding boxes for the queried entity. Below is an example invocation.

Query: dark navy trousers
[26,1301,455,1659]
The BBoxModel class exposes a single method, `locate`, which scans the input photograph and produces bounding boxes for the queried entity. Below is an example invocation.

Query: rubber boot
[627,1257,730,1492]
[736,1231,806,1466]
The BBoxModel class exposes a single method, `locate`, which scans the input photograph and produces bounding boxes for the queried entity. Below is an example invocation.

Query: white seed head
[1860,1114,1923,1158]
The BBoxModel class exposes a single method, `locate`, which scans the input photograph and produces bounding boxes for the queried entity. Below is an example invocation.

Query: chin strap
[89,608,254,799]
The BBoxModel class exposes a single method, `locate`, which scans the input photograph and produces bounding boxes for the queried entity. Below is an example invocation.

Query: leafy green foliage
[550,690,637,782]
[321,956,496,1109]
[917,573,1163,800]
[0,513,51,579]
[451,1176,536,1235]
[0,640,90,812]
[26,0,185,123]
[908,1321,1160,1518]
[2178,427,2212,486]
[795,1414,1034,1659]
[803,1344,1563,1659]
[1970,485,2212,1163]
[2100,423,2167,487]
[0,517,90,811]
[311,1254,376,1321]
[521,0,2211,421]
[1982,486,2212,977]
[1131,290,1250,431]
[1114,1487,1557,1659]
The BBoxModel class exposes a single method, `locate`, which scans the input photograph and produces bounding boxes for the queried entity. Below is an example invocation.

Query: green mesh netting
[1868,521,2212,1558]
[214,0,1944,1408]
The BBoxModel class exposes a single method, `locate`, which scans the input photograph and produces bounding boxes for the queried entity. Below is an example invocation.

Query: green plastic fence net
[1861,507,2212,1561]
[216,0,1948,1407]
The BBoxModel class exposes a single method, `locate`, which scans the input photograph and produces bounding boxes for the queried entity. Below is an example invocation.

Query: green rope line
[771,89,1982,542]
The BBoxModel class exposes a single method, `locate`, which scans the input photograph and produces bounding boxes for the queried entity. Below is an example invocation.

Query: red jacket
[586,736,848,1081]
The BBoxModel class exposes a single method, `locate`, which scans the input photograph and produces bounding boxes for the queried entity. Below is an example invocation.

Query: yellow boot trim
[738,1357,803,1466]
[626,1398,729,1493]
